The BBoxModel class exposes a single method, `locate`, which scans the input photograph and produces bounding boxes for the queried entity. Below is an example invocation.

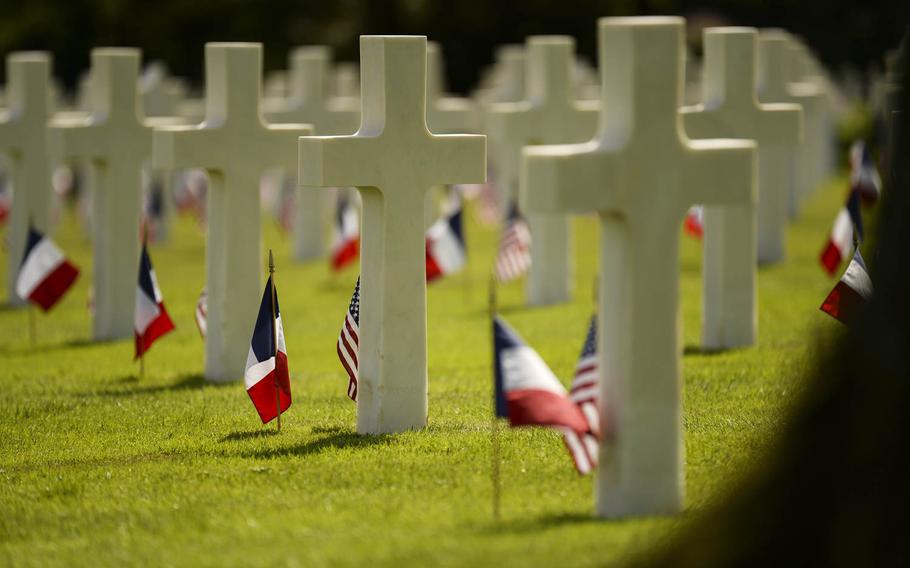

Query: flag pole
[139,222,147,381]
[269,249,281,433]
[489,272,501,522]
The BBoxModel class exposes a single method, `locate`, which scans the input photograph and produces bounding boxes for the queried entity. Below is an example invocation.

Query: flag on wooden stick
[16,226,79,311]
[134,242,175,358]
[336,276,360,402]
[244,275,291,424]
[821,248,873,326]
[493,204,531,283]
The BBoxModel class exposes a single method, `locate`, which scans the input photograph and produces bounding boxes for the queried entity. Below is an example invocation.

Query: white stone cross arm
[299,36,485,435]
[153,43,312,382]
[681,27,803,348]
[522,16,755,519]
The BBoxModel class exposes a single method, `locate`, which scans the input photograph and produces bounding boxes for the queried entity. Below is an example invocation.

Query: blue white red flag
[821,248,873,326]
[493,316,598,475]
[426,194,466,282]
[16,226,79,311]
[849,140,881,204]
[244,276,291,423]
[820,208,854,276]
[683,205,704,239]
[134,243,175,358]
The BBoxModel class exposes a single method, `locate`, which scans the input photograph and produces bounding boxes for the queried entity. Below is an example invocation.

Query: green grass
[0,179,847,567]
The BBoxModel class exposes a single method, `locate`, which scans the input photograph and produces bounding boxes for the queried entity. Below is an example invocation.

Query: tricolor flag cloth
[820,190,864,276]
[493,203,532,283]
[243,276,292,423]
[820,248,873,326]
[331,193,360,271]
[337,277,360,401]
[426,196,466,282]
[0,183,10,225]
[134,243,175,358]
[683,205,704,239]
[16,226,80,311]
[849,140,882,205]
[570,315,601,440]
[493,316,599,475]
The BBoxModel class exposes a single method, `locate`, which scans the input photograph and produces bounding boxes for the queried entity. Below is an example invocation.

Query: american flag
[336,277,360,401]
[195,288,207,338]
[570,315,600,437]
[493,203,531,283]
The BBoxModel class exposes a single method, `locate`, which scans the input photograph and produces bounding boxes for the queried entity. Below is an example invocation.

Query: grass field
[0,178,845,567]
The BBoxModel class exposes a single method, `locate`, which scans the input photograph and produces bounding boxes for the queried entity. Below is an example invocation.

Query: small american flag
[195,288,207,338]
[336,277,360,401]
[493,204,531,283]
[563,314,601,473]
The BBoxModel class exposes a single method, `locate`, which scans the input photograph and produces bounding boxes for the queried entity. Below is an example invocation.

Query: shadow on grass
[683,344,736,357]
[239,431,392,459]
[81,373,234,398]
[220,429,280,442]
[0,336,109,356]
[484,511,609,533]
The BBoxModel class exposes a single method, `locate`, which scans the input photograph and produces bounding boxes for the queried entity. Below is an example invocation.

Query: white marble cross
[51,49,175,339]
[267,46,360,261]
[681,27,802,346]
[298,36,486,434]
[486,36,598,305]
[0,53,55,306]
[523,17,756,518]
[757,30,825,220]
[154,43,311,381]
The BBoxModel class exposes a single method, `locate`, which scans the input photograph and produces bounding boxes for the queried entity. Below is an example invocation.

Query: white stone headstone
[0,53,55,306]
[486,36,598,305]
[682,26,802,334]
[523,17,756,518]
[758,30,825,220]
[154,43,311,381]
[298,36,486,434]
[426,42,479,134]
[267,46,361,261]
[51,49,179,339]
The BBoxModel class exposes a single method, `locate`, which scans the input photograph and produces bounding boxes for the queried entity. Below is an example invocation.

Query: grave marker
[486,36,598,305]
[682,26,802,345]
[267,46,361,261]
[523,17,756,517]
[298,36,485,434]
[154,43,311,381]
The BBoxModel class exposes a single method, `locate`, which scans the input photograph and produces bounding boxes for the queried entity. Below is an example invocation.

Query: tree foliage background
[0,0,906,95]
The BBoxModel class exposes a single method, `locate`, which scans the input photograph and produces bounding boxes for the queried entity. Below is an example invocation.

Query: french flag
[426,198,466,282]
[683,205,704,239]
[16,227,80,311]
[820,248,873,326]
[494,316,598,475]
[244,276,291,424]
[821,187,864,276]
[330,193,359,271]
[134,243,175,358]
[849,140,881,205]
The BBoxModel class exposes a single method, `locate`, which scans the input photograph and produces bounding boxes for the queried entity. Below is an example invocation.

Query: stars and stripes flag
[820,248,873,326]
[195,288,207,338]
[243,276,291,423]
[849,140,881,205]
[331,192,360,271]
[683,205,704,239]
[336,276,360,401]
[570,315,601,440]
[493,203,531,283]
[16,226,80,311]
[493,315,598,475]
[134,242,175,358]
[426,193,466,282]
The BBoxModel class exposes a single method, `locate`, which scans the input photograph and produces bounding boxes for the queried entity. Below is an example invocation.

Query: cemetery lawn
[0,180,846,567]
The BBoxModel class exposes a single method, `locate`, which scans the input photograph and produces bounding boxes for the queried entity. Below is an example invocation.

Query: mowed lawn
[0,178,846,567]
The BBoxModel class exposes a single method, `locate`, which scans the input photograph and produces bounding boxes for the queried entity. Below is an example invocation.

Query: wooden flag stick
[489,272,501,522]
[269,249,281,433]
